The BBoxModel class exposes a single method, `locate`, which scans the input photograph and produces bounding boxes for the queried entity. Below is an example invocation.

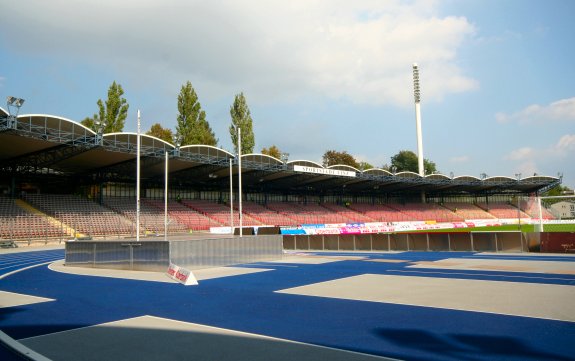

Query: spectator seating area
[265,202,350,224]
[1,195,558,242]
[519,199,556,219]
[104,197,188,235]
[442,203,497,220]
[476,202,531,219]
[182,200,262,227]
[24,194,135,237]
[143,199,217,231]
[387,203,465,223]
[0,196,68,241]
[240,201,292,226]
[319,203,375,223]
[348,203,413,222]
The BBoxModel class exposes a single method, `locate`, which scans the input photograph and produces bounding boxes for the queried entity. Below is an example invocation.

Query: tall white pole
[229,158,234,234]
[238,127,243,237]
[136,109,141,241]
[164,150,168,242]
[413,63,424,177]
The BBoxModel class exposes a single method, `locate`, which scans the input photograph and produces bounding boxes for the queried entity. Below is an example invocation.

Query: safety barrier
[283,232,528,252]
[65,235,283,272]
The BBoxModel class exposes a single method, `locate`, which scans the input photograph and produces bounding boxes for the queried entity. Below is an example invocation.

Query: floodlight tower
[413,63,424,177]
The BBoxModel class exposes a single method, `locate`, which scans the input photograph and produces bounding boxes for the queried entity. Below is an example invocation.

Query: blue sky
[1,0,574,188]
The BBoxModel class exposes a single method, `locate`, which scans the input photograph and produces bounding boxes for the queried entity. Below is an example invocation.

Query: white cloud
[449,155,469,163]
[504,147,534,161]
[503,134,574,181]
[513,161,539,178]
[496,97,575,124]
[552,134,575,156]
[0,0,477,106]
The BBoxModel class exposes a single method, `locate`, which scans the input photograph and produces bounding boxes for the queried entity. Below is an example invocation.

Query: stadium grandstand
[0,107,563,246]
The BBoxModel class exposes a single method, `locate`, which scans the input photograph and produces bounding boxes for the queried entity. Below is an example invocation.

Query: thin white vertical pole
[136,110,141,242]
[537,196,544,232]
[229,158,234,234]
[238,127,243,237]
[413,63,424,177]
[164,150,168,242]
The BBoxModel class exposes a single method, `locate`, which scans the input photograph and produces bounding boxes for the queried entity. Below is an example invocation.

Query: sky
[1,0,574,189]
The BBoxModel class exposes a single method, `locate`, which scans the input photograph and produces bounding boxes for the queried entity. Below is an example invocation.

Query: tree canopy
[261,145,283,160]
[176,81,217,146]
[358,161,374,170]
[229,92,255,154]
[390,150,437,174]
[146,123,174,143]
[81,81,129,133]
[322,150,360,168]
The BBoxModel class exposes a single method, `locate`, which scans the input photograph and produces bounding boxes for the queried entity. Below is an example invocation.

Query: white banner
[294,165,356,178]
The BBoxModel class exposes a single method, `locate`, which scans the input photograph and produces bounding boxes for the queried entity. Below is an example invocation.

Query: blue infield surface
[1,249,574,361]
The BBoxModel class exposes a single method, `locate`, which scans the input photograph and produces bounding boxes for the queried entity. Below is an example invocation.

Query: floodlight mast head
[6,96,25,116]
[5,96,25,129]
[413,63,421,103]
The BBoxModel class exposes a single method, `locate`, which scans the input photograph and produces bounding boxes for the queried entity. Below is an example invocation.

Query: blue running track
[1,249,574,360]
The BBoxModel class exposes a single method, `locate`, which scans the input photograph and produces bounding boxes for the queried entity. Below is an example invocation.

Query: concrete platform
[19,316,395,361]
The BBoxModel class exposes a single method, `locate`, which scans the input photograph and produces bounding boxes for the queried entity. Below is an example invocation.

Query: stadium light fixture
[515,173,521,181]
[94,120,107,145]
[172,134,182,157]
[6,96,25,129]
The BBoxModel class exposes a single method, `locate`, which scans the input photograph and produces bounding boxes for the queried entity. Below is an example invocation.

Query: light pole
[413,64,424,177]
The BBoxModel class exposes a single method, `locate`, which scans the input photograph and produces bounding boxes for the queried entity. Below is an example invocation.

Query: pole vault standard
[238,127,243,237]
[136,110,141,242]
[229,158,234,234]
[413,63,424,177]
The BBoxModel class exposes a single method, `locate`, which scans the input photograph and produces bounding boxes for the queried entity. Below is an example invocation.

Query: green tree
[81,116,96,130]
[358,161,374,170]
[81,81,129,133]
[322,150,360,168]
[543,185,574,203]
[146,123,174,143]
[176,81,217,146]
[229,92,255,154]
[390,150,437,174]
[261,145,282,159]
